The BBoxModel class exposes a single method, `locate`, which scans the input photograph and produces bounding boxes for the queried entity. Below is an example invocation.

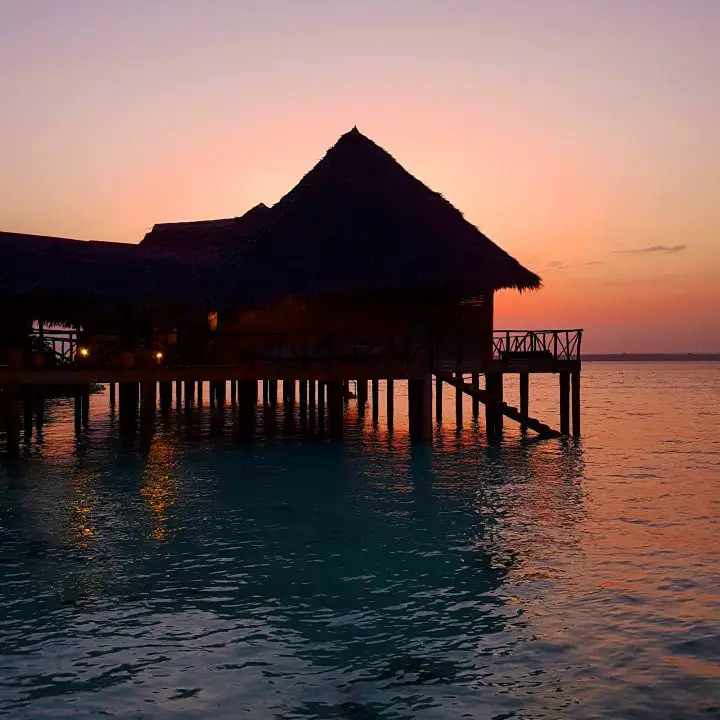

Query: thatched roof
[141,203,270,252]
[234,127,540,298]
[0,231,240,307]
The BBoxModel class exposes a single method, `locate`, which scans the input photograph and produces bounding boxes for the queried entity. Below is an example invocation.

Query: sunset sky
[1,0,718,352]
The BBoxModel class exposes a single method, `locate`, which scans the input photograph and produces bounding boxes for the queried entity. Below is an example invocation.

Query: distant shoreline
[582,354,720,362]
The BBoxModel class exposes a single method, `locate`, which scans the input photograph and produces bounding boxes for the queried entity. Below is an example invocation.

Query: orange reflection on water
[140,434,180,542]
[69,468,98,550]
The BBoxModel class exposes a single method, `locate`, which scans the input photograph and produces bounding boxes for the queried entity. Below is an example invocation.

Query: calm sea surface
[1,362,719,719]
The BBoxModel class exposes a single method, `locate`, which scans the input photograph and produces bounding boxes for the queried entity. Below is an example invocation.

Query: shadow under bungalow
[0,128,581,456]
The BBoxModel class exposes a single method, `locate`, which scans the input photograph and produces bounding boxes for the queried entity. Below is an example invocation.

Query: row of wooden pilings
[1,370,579,458]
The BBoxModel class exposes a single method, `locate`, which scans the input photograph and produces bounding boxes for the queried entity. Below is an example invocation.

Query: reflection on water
[0,365,719,718]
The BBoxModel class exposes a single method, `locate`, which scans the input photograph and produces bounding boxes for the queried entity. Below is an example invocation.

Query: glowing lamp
[78,347,90,358]
[155,351,164,361]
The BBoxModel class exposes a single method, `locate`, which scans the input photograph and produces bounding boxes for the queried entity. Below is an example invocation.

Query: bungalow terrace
[0,128,581,455]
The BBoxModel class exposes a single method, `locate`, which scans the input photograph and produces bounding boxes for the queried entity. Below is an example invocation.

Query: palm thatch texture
[232,127,541,301]
[0,231,243,307]
[141,203,270,252]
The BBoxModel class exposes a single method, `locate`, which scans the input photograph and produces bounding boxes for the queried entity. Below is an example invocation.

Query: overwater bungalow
[0,128,581,455]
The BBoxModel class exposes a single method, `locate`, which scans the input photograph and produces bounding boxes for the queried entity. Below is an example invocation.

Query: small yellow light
[79,347,90,358]
[155,351,164,361]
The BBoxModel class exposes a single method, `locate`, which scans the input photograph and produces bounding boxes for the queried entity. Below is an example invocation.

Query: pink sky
[1,0,718,352]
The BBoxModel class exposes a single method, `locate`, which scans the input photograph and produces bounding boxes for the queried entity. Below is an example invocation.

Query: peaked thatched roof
[235,128,540,298]
[141,203,270,253]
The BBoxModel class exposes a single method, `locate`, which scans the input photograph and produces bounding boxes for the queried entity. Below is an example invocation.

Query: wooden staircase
[433,369,562,438]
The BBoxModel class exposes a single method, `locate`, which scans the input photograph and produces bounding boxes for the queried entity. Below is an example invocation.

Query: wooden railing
[18,328,582,368]
[493,329,582,362]
[30,329,78,365]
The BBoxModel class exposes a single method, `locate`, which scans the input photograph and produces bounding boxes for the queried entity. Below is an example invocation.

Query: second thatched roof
[234,127,540,299]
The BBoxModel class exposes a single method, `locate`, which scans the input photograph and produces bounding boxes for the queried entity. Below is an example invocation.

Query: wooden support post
[184,380,195,407]
[435,375,443,422]
[109,382,116,407]
[317,381,326,431]
[81,386,90,426]
[35,389,45,432]
[140,381,156,449]
[175,380,182,408]
[3,384,20,459]
[519,372,529,432]
[263,380,269,406]
[471,373,480,418]
[372,379,379,425]
[299,380,308,413]
[237,380,257,435]
[268,379,278,406]
[408,375,433,443]
[387,379,394,430]
[485,373,503,442]
[159,381,172,414]
[119,382,138,443]
[215,381,226,409]
[74,388,82,431]
[284,379,295,405]
[326,381,344,438]
[559,371,570,436]
[571,370,581,437]
[231,380,237,405]
[23,387,33,444]
[357,379,368,407]
[455,371,463,427]
[309,380,316,413]
[197,381,204,407]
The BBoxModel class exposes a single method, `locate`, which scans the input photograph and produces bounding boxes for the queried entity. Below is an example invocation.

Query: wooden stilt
[159,381,172,414]
[230,380,237,405]
[3,384,20,459]
[318,381,326,431]
[184,380,195,407]
[284,379,295,405]
[237,380,257,436]
[435,375,443,422]
[571,370,581,437]
[263,380,269,406]
[309,380,316,413]
[74,388,82,432]
[175,380,182,408]
[471,373,480,418]
[215,381,226,408]
[23,387,33,444]
[140,381,156,449]
[485,373,503,442]
[387,379,394,430]
[299,380,308,414]
[455,371,463,427]
[357,380,367,418]
[109,382,116,406]
[559,371,570,436]
[408,375,433,443]
[35,389,45,432]
[81,386,90,425]
[268,379,278,406]
[519,372,529,432]
[372,379,379,425]
[327,381,344,438]
[119,382,138,443]
[197,381,204,407]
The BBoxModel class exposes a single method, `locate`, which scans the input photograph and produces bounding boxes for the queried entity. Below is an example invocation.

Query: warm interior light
[79,347,90,358]
[155,351,164,361]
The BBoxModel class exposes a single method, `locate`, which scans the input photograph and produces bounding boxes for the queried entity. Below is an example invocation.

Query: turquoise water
[1,363,719,719]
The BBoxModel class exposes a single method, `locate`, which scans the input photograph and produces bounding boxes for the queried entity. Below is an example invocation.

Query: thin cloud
[614,244,688,254]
